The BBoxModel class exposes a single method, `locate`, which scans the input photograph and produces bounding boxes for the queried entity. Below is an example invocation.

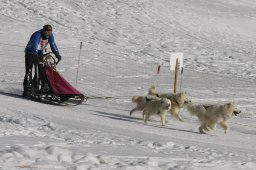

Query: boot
[41,83,50,93]
[23,72,32,98]
[23,90,32,98]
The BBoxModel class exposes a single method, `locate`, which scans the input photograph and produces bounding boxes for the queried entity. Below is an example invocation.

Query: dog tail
[148,85,157,95]
[132,96,141,103]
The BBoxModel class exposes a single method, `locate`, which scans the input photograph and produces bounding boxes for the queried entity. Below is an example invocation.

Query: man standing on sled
[23,24,62,98]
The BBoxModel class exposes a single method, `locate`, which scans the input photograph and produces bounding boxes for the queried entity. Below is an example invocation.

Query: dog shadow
[93,110,145,124]
[150,124,215,136]
[93,111,157,126]
[153,125,202,135]
[93,111,215,135]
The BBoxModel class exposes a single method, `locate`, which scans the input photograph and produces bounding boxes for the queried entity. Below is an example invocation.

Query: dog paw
[199,127,206,134]
[174,115,183,122]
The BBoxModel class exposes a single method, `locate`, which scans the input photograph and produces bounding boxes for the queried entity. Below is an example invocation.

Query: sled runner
[28,52,86,105]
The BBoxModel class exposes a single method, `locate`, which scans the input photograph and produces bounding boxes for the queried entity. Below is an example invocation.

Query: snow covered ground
[0,0,256,169]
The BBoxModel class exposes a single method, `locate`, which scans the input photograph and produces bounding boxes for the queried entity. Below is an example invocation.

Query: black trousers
[23,54,47,92]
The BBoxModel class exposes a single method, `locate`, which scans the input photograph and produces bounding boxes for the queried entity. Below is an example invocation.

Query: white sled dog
[185,101,241,134]
[154,91,190,122]
[129,85,160,115]
[143,98,171,126]
[130,85,189,122]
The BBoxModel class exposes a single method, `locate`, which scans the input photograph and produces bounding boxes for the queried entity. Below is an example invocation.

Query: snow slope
[0,0,256,169]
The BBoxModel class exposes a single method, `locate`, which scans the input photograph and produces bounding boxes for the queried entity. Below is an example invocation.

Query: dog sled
[26,52,86,105]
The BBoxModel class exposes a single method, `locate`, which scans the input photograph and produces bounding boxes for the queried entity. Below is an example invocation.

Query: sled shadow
[0,91,63,106]
[0,91,24,99]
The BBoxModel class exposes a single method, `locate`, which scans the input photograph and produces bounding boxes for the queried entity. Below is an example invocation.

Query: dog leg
[199,125,206,134]
[203,125,210,131]
[143,112,150,125]
[142,112,146,120]
[176,114,183,122]
[173,113,183,122]
[160,114,166,126]
[208,123,216,130]
[129,107,137,116]
[219,121,229,134]
[171,110,183,122]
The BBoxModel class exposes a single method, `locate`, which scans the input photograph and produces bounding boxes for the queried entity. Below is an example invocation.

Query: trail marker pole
[180,67,184,92]
[174,58,180,93]
[170,53,184,94]
[157,65,161,75]
[75,42,83,88]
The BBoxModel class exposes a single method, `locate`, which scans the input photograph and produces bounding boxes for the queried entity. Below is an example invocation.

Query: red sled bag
[45,65,85,104]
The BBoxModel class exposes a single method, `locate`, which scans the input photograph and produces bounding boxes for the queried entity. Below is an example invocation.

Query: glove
[56,54,62,64]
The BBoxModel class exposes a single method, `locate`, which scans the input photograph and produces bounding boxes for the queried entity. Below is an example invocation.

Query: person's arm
[49,34,60,56]
[49,34,61,63]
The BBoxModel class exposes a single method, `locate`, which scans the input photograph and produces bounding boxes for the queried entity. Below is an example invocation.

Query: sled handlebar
[41,52,57,67]
[42,52,53,57]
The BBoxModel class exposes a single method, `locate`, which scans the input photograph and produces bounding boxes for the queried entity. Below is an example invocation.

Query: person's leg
[23,54,34,96]
[38,61,51,93]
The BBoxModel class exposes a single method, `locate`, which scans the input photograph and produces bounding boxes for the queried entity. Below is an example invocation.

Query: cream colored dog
[143,98,171,126]
[185,101,241,134]
[153,91,190,122]
[129,85,160,115]
[130,85,189,123]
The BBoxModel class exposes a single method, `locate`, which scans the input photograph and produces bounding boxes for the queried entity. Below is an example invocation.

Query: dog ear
[227,102,233,108]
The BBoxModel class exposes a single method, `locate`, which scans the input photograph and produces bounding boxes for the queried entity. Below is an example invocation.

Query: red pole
[157,65,161,74]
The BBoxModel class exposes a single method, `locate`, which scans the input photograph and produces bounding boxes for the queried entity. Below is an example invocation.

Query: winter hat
[43,25,52,31]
